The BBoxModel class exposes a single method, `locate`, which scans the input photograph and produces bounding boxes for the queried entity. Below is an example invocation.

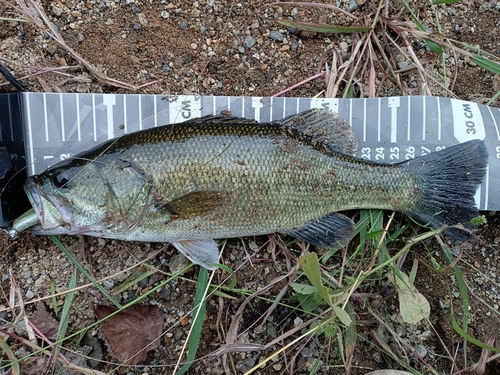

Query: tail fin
[404,139,488,239]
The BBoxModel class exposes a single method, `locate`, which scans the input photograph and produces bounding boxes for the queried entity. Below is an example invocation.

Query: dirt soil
[1,0,500,374]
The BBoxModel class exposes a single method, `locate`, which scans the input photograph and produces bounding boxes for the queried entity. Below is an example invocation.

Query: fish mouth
[24,177,73,231]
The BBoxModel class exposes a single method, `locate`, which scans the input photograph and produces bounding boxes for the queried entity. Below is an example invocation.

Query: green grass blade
[433,0,462,4]
[277,19,371,34]
[471,54,500,75]
[175,267,209,375]
[54,268,77,358]
[299,253,332,307]
[49,235,121,308]
[0,17,30,22]
[439,238,470,362]
[111,269,155,295]
[0,335,20,375]
[50,281,59,316]
[451,315,500,352]
[399,0,443,54]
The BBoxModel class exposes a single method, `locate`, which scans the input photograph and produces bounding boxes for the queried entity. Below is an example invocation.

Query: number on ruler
[405,146,415,159]
[375,147,385,160]
[390,147,399,160]
[421,146,431,156]
[361,147,371,160]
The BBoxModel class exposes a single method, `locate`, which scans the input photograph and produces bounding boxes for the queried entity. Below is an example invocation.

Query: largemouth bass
[10,109,488,269]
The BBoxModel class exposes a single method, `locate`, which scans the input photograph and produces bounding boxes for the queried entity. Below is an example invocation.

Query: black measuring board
[0,93,498,227]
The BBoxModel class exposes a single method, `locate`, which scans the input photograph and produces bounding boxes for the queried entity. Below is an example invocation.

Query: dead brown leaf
[30,302,59,341]
[94,304,164,365]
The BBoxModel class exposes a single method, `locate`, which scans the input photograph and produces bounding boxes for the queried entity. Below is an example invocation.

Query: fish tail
[404,139,488,239]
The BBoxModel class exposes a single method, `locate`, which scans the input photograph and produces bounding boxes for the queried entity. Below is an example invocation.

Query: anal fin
[281,212,354,249]
[172,239,220,270]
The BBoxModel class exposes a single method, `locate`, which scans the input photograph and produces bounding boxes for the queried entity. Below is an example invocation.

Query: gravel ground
[1,0,500,374]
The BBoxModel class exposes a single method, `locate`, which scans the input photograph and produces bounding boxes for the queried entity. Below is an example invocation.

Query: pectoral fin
[172,239,220,270]
[281,212,355,249]
[155,190,227,220]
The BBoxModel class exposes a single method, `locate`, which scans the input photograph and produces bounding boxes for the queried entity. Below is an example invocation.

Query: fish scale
[11,109,488,269]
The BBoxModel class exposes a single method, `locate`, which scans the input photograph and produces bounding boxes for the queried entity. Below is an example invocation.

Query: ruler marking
[389,97,400,143]
[8,94,14,141]
[241,96,245,117]
[76,94,81,141]
[92,94,97,142]
[103,94,115,140]
[377,97,381,142]
[349,98,353,130]
[227,96,230,111]
[123,96,128,133]
[213,96,216,114]
[283,97,286,118]
[26,94,35,174]
[407,97,411,141]
[138,95,143,130]
[437,97,441,141]
[252,97,263,121]
[154,95,158,127]
[59,94,65,142]
[270,97,273,121]
[363,99,367,142]
[43,93,49,142]
[484,165,489,209]
[0,99,5,141]
[486,106,500,140]
[422,98,426,141]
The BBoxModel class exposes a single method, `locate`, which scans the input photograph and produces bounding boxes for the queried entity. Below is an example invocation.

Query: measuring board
[0,93,498,226]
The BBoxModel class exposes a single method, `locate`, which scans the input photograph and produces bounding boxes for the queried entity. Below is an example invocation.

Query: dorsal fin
[276,109,358,155]
[183,114,260,126]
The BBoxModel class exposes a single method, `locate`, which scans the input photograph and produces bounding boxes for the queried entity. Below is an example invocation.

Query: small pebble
[269,30,284,42]
[25,290,35,299]
[133,23,142,30]
[200,25,207,35]
[137,13,148,25]
[294,316,303,327]
[416,344,428,358]
[397,61,410,69]
[185,52,194,62]
[103,280,114,289]
[244,35,256,48]
[348,0,358,12]
[179,20,188,29]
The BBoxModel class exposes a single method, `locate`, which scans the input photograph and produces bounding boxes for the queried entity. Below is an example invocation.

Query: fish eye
[50,169,75,189]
